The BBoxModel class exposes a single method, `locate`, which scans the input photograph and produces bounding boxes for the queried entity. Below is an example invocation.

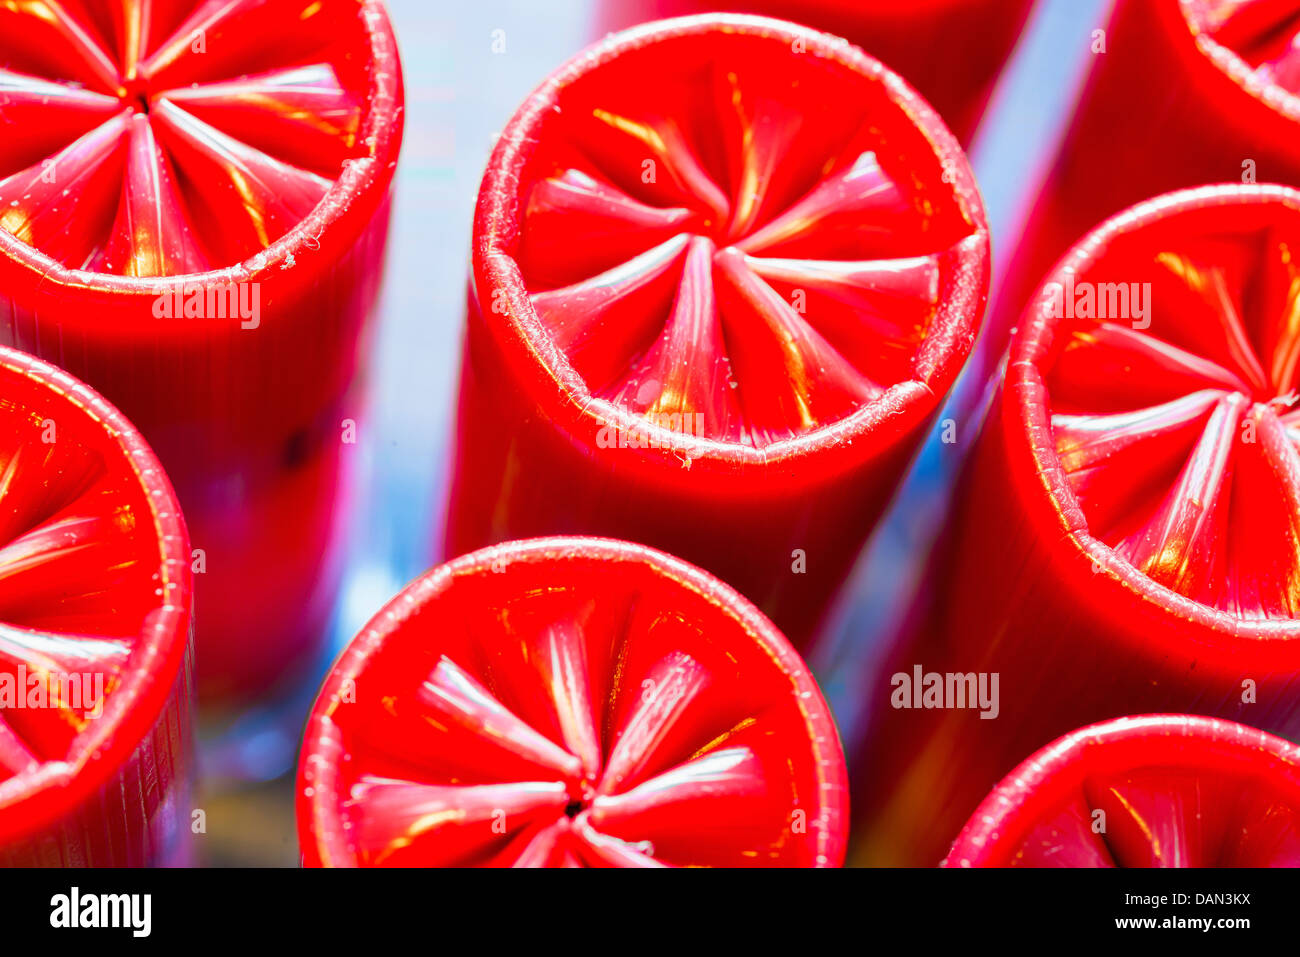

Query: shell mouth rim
[1181,0,1300,126]
[0,345,193,848]
[295,534,849,868]
[473,14,990,471]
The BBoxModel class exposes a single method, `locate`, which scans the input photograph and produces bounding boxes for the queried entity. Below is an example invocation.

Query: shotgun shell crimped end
[297,537,847,867]
[945,715,1300,867]
[0,345,193,866]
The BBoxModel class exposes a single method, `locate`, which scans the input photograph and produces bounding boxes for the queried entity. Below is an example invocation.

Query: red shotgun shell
[997,0,1300,353]
[855,184,1300,866]
[0,345,193,866]
[0,0,404,703]
[945,715,1300,867]
[445,14,990,650]
[592,0,1034,145]
[297,537,847,867]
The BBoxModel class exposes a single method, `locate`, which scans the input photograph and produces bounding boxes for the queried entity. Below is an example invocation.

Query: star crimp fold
[511,22,982,450]
[1037,186,1300,620]
[298,538,848,868]
[0,0,376,274]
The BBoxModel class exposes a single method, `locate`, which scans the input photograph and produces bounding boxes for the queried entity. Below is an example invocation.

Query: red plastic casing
[444,15,989,650]
[854,185,1300,866]
[0,0,405,704]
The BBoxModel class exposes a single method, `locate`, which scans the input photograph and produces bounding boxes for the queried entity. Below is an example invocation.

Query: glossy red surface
[0,0,404,703]
[854,185,1300,866]
[995,0,1300,363]
[297,537,847,867]
[445,15,989,650]
[593,0,1034,145]
[0,345,193,866]
[945,715,1300,867]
